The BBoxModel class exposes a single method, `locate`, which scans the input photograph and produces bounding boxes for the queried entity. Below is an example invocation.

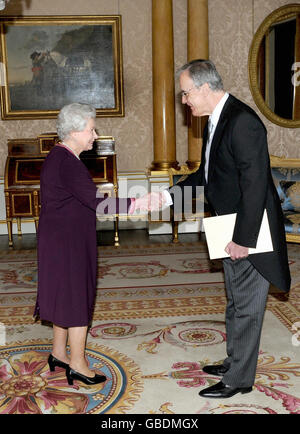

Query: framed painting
[0,15,124,119]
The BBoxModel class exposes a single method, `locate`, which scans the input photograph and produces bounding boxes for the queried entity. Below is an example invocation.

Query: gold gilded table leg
[5,192,13,247]
[114,216,119,247]
[6,219,13,247]
[17,218,22,237]
[172,219,179,243]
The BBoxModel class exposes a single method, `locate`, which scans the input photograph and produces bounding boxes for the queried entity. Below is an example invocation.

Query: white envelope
[203,209,273,259]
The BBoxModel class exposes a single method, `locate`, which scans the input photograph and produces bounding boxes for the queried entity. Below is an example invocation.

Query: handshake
[129,192,168,214]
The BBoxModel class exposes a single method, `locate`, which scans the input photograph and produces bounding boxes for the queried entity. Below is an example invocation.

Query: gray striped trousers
[221,257,270,388]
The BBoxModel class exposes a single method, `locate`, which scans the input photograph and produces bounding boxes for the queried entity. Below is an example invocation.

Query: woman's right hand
[133,192,165,212]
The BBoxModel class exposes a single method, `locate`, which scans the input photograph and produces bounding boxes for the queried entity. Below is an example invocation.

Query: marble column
[151,0,179,172]
[186,0,209,169]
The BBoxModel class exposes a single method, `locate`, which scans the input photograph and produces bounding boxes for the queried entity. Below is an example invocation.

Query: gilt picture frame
[0,15,124,120]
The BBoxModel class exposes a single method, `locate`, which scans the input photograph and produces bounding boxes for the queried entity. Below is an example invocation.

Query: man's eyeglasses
[180,86,197,98]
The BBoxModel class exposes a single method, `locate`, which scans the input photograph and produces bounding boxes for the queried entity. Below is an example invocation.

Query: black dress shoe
[66,366,107,386]
[199,381,252,398]
[202,364,229,377]
[48,354,69,372]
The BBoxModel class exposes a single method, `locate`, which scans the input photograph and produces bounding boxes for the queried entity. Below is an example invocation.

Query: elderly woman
[35,103,156,386]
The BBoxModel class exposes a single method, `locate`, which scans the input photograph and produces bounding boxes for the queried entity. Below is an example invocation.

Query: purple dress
[35,145,131,327]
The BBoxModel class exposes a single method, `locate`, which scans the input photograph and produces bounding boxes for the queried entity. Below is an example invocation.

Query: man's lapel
[206,95,234,183]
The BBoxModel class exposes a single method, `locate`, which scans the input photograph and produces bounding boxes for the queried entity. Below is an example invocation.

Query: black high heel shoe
[48,354,69,372]
[66,366,107,386]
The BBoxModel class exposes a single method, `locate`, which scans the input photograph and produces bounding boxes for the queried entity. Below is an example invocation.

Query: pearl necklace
[61,142,80,160]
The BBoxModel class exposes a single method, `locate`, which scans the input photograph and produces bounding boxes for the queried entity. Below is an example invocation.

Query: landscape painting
[0,16,124,119]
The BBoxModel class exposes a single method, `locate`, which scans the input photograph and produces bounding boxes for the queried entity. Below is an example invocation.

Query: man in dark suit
[162,59,291,398]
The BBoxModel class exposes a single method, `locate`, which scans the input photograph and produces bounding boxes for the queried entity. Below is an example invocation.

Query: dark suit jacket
[174,94,291,293]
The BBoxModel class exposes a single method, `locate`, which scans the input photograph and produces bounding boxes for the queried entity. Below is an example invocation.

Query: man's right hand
[225,241,249,261]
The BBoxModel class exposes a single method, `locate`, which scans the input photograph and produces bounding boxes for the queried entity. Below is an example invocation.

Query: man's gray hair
[57,103,96,141]
[178,59,224,91]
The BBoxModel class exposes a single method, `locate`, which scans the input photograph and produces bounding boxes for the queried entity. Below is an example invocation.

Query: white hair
[57,103,96,141]
[178,59,224,92]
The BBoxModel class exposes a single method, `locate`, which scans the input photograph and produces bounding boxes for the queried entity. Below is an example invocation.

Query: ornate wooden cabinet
[4,133,119,247]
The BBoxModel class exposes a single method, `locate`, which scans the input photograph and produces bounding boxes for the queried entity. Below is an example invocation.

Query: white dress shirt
[204,92,229,182]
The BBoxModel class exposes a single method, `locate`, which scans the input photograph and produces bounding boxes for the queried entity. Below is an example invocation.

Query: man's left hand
[225,241,249,261]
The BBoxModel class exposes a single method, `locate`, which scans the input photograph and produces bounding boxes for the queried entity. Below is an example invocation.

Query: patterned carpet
[0,241,299,414]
